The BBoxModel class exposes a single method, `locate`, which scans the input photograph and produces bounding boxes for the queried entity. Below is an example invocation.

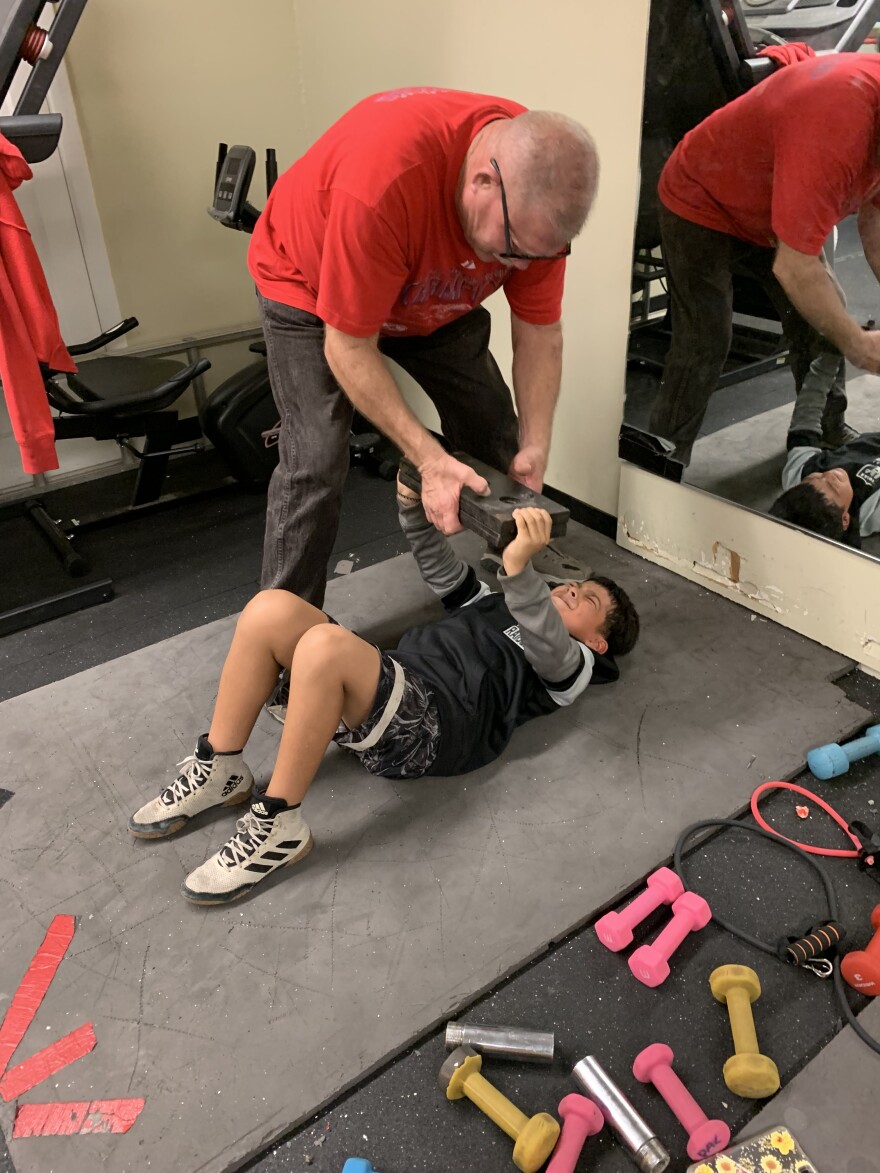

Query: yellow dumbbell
[709,965,780,1098]
[438,1046,560,1172]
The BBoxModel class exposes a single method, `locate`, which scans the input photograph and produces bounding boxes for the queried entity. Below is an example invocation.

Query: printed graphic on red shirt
[248,88,564,337]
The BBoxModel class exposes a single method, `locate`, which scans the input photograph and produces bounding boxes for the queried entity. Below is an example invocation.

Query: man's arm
[858,201,880,286]
[324,326,490,533]
[772,242,880,372]
[508,314,563,490]
[396,482,476,601]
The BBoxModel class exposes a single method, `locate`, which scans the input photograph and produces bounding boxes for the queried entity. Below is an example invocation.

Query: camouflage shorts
[333,652,441,779]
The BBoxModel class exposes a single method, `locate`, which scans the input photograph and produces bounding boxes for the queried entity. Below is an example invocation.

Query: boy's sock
[180,794,312,906]
[128,735,253,839]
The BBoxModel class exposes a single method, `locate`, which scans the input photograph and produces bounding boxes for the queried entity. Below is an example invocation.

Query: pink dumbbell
[633,1043,730,1161]
[545,1094,603,1173]
[595,867,685,951]
[628,892,712,987]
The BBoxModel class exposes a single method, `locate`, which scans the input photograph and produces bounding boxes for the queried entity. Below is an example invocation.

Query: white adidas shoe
[181,796,313,905]
[128,735,253,839]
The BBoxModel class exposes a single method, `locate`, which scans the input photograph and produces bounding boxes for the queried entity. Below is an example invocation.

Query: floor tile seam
[0,618,245,704]
[238,822,877,1173]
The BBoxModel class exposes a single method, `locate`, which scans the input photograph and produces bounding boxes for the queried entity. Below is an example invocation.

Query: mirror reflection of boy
[128,488,640,906]
[769,432,880,546]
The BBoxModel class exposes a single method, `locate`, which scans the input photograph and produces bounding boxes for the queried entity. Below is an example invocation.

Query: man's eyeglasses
[489,157,571,262]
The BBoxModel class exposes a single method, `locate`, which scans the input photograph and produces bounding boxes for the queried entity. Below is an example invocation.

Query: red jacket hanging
[0,132,76,474]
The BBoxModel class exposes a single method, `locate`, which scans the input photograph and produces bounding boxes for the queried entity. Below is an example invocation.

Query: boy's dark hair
[591,575,640,657]
[768,483,846,541]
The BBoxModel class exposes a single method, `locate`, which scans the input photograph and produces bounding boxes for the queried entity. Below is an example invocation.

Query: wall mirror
[621,0,880,561]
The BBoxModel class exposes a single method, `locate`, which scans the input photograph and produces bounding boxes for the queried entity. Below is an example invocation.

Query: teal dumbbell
[807,725,880,780]
[343,1161,382,1173]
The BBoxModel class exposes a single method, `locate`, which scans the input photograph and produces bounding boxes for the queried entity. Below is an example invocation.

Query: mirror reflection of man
[247,88,598,607]
[648,52,879,467]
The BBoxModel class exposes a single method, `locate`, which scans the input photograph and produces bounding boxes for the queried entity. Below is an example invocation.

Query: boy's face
[803,467,854,526]
[550,580,613,653]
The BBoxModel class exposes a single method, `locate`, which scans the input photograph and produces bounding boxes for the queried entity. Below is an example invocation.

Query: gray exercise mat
[740,996,879,1169]
[0,526,869,1173]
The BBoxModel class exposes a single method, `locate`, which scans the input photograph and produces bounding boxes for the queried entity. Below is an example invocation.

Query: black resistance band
[673,819,880,1057]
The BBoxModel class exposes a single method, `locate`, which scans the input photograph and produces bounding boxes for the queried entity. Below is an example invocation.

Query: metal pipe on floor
[444,1022,555,1064]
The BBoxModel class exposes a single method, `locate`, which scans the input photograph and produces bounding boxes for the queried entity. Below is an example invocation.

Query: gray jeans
[648,204,847,464]
[257,296,519,605]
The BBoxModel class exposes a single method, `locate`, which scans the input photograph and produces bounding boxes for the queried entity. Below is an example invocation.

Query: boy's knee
[239,589,299,636]
[293,622,349,668]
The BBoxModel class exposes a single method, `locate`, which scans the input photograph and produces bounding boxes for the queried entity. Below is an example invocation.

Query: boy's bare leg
[128,589,330,841]
[180,606,382,906]
[208,589,330,752]
[264,624,381,806]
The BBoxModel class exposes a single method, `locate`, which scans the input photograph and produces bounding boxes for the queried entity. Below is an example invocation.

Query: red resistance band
[751,781,865,858]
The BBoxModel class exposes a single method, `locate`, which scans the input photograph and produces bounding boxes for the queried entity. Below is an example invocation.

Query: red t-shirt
[659,54,880,255]
[247,88,565,337]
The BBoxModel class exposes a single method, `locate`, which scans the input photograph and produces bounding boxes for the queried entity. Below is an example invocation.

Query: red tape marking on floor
[0,1022,96,1102]
[0,915,75,1077]
[12,1097,145,1138]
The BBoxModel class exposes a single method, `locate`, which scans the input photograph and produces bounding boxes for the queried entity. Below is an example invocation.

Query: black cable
[673,818,880,1056]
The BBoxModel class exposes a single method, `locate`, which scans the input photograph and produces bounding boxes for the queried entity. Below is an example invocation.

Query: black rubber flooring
[0,460,407,704]
[240,670,880,1173]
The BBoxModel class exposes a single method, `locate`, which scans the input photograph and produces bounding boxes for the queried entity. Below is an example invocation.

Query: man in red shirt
[648,54,880,466]
[247,88,598,605]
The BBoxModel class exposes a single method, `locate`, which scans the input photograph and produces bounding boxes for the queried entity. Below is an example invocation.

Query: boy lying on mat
[129,480,639,905]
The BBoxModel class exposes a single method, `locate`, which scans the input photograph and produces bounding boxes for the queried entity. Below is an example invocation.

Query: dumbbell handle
[726,988,761,1055]
[650,907,698,959]
[836,729,880,763]
[604,881,674,936]
[546,1097,603,1173]
[649,1064,709,1135]
[810,725,880,776]
[460,1070,528,1141]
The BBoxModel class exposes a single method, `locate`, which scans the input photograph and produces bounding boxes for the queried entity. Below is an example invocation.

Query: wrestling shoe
[480,542,593,585]
[128,735,253,838]
[181,795,313,905]
[820,422,860,450]
[265,671,289,725]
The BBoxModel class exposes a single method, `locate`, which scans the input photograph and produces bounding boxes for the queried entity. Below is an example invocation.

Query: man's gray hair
[505,111,599,245]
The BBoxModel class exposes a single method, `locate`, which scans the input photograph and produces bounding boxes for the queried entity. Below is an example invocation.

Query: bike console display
[209,143,258,232]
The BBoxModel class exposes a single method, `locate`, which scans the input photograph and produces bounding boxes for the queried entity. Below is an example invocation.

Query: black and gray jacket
[783,433,880,544]
[392,502,617,775]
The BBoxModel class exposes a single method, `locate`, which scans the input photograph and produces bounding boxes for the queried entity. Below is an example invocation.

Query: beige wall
[277,0,650,516]
[63,0,649,516]
[37,1,880,674]
[64,0,306,345]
